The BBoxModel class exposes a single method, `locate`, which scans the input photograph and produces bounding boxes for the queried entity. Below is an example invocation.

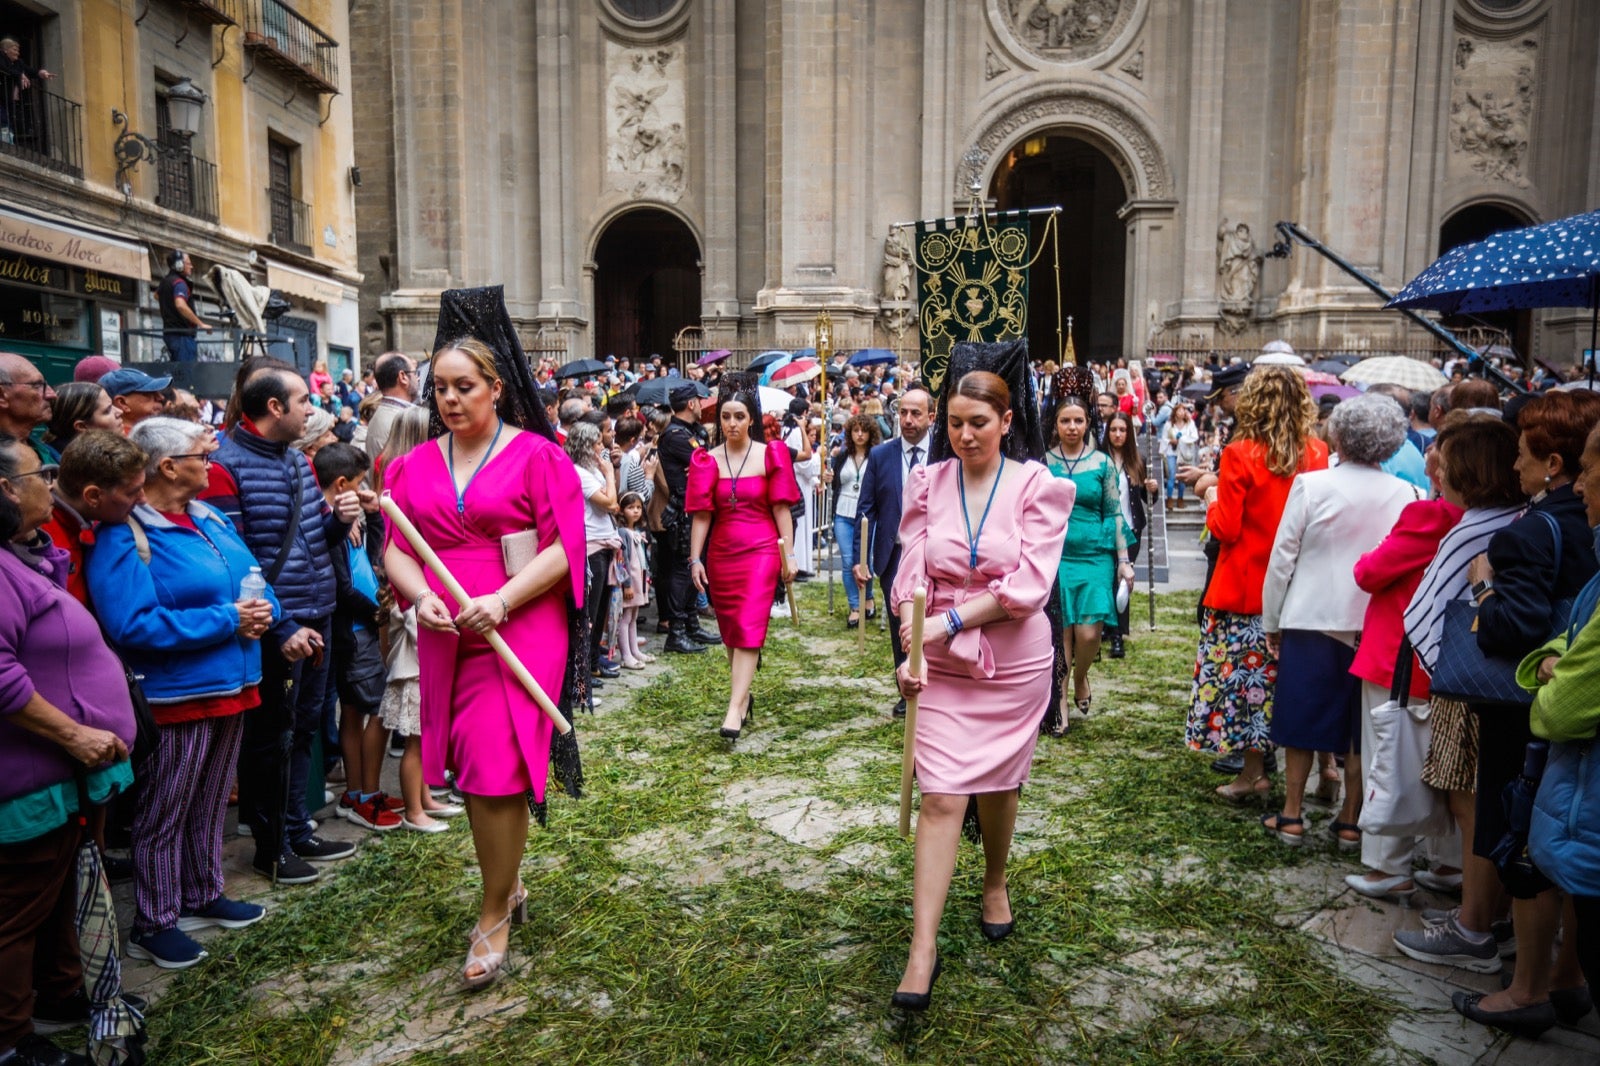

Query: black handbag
[1429,510,1569,706]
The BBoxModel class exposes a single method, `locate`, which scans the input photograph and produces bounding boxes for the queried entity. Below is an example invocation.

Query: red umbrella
[1298,369,1344,386]
[770,358,821,386]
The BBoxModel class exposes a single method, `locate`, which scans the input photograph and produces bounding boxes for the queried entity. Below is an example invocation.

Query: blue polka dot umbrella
[1387,208,1600,383]
[1387,209,1600,316]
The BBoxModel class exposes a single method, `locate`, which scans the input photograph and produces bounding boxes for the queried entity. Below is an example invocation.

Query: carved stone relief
[984,47,1009,80]
[604,42,687,203]
[964,94,1171,201]
[1000,0,1133,63]
[1120,46,1144,80]
[1448,35,1537,188]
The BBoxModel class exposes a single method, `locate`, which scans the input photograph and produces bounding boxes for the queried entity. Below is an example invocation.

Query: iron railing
[157,147,220,224]
[242,0,339,93]
[266,187,311,253]
[0,77,83,178]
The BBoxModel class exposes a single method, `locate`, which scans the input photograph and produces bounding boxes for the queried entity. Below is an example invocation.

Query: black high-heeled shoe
[890,954,942,1012]
[719,694,754,740]
[980,887,1014,943]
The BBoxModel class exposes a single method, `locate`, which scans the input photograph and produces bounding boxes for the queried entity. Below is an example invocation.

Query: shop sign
[0,250,136,304]
[0,207,151,280]
[0,288,93,349]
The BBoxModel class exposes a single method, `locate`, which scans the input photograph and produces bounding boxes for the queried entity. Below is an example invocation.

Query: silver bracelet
[495,591,512,618]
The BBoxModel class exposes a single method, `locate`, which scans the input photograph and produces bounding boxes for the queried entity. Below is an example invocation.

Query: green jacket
[1517,615,1600,743]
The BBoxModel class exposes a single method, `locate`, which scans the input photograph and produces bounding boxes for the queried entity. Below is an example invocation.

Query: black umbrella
[634,377,709,406]
[746,350,791,373]
[556,358,610,379]
[1180,382,1211,401]
[1310,358,1359,374]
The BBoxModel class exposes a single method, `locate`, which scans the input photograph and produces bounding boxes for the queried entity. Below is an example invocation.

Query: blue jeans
[164,334,198,363]
[1165,455,1183,500]
[833,514,874,611]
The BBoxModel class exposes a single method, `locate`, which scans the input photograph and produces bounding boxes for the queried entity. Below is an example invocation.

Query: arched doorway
[989,133,1128,365]
[1439,202,1534,362]
[593,208,701,362]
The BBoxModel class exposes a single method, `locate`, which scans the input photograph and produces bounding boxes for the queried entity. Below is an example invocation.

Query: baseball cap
[100,367,173,396]
[73,355,121,384]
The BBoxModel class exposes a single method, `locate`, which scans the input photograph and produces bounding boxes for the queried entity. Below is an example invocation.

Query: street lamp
[112,78,208,193]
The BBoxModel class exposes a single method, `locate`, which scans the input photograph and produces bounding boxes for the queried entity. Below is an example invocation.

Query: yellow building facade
[0,0,358,392]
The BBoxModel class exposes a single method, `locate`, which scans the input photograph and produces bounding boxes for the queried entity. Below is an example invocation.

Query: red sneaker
[344,796,401,831]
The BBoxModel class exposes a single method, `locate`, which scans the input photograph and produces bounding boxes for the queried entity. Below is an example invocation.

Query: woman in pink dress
[688,381,800,739]
[383,337,585,990]
[891,370,1074,1011]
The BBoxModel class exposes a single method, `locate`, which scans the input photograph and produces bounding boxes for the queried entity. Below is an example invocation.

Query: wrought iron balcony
[266,186,311,254]
[157,146,220,224]
[173,0,239,27]
[0,77,83,178]
[242,0,339,95]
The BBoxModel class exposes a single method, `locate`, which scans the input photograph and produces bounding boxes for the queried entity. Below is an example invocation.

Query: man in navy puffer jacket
[203,365,359,883]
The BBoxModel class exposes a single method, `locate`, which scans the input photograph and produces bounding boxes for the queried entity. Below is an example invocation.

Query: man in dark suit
[852,385,932,716]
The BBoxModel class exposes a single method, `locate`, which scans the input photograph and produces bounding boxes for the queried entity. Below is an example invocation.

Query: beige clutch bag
[502,529,538,576]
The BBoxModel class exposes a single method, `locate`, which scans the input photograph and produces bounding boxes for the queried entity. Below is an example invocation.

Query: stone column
[1174,0,1227,326]
[701,0,740,327]
[1119,199,1180,357]
[535,0,582,330]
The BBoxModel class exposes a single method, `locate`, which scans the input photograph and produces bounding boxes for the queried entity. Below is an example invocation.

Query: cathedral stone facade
[351,0,1600,367]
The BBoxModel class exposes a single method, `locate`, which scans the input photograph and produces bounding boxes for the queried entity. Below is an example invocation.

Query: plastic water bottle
[240,565,267,602]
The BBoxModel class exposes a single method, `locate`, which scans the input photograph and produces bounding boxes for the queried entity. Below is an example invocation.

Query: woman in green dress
[1045,395,1132,730]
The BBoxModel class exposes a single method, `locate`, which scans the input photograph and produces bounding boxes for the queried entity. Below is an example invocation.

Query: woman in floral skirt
[1184,367,1328,802]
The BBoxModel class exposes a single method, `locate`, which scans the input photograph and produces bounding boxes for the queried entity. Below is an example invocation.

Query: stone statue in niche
[605,42,687,203]
[1448,36,1536,188]
[879,228,915,339]
[1004,0,1126,61]
[1216,219,1260,335]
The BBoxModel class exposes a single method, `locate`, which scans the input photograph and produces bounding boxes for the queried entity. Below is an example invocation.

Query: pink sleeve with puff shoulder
[889,464,932,612]
[382,452,418,566]
[685,448,717,514]
[765,439,802,507]
[987,465,1074,618]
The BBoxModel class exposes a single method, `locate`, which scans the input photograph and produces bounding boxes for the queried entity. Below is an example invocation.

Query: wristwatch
[1470,578,1494,601]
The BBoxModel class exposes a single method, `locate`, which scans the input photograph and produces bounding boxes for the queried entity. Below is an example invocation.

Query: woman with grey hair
[565,420,620,682]
[86,417,278,969]
[293,406,337,460]
[1257,395,1422,846]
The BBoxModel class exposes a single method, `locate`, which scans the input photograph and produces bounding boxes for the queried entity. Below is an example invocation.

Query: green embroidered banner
[914,212,1030,393]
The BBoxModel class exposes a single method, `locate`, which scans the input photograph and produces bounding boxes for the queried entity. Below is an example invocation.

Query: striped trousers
[132,714,244,936]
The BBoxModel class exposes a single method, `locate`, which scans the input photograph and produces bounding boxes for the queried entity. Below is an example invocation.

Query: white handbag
[1358,640,1452,839]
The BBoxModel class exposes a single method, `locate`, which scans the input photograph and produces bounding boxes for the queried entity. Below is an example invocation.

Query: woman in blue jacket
[87,418,279,970]
[1521,421,1600,1029]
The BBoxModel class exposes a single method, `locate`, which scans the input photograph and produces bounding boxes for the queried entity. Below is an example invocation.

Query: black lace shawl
[428,286,583,822]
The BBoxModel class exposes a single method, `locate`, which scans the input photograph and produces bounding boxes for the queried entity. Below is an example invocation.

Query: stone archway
[592,207,702,362]
[962,89,1176,360]
[990,133,1129,364]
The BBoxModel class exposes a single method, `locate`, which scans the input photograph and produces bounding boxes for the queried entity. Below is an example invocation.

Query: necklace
[959,454,1006,574]
[447,419,504,515]
[1049,442,1093,478]
[724,442,754,506]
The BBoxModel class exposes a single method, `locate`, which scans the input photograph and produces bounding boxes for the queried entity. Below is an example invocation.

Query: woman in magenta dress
[687,381,800,739]
[891,370,1073,1011]
[383,337,585,990]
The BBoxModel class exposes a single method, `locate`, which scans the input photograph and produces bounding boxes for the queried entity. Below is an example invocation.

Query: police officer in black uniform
[657,382,722,654]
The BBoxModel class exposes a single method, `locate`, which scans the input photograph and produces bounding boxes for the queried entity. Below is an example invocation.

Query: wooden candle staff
[379,494,572,735]
[779,536,799,625]
[857,518,869,653]
[897,587,927,839]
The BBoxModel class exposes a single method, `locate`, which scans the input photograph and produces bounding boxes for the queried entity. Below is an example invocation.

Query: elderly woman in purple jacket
[0,433,135,1066]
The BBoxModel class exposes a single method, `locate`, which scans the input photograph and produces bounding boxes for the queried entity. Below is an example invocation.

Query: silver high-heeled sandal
[462,913,511,990]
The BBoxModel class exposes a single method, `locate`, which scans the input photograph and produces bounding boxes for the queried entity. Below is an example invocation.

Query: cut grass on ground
[144,588,1398,1064]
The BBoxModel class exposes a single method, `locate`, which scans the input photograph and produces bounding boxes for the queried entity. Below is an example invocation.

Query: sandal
[1329,820,1362,852]
[462,912,513,991]
[1069,697,1092,721]
[1215,774,1269,806]
[1307,771,1340,807]
[847,612,860,629]
[1260,812,1305,846]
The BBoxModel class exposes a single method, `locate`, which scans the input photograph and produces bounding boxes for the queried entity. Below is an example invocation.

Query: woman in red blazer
[1184,367,1328,801]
